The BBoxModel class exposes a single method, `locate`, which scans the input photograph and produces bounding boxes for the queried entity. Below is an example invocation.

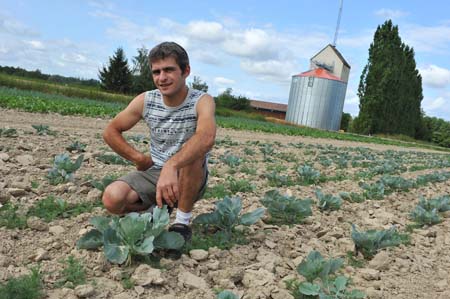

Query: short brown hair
[148,42,189,73]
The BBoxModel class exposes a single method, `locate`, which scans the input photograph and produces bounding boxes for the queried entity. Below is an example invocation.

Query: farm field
[1,108,450,299]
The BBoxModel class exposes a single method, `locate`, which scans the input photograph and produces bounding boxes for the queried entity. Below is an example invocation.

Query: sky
[1,0,450,121]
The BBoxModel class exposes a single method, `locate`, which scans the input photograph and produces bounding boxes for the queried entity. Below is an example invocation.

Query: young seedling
[47,153,83,185]
[90,174,119,192]
[315,189,342,211]
[415,171,450,186]
[359,181,385,200]
[220,152,242,167]
[226,176,255,193]
[96,153,130,165]
[339,192,365,203]
[351,224,409,259]
[286,250,365,299]
[410,205,441,227]
[260,190,312,225]
[0,203,27,229]
[0,267,43,299]
[260,143,275,162]
[0,127,18,137]
[216,290,239,299]
[240,164,257,175]
[418,195,450,212]
[66,141,87,153]
[204,183,231,199]
[56,256,86,288]
[193,196,265,244]
[27,195,100,222]
[380,175,415,193]
[297,165,320,185]
[265,171,294,187]
[77,206,184,265]
[243,147,255,156]
[32,124,56,135]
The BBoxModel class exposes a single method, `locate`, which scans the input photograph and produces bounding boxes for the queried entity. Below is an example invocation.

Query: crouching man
[102,41,216,241]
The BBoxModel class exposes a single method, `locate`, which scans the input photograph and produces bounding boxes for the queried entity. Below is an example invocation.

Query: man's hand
[156,162,179,208]
[135,155,153,171]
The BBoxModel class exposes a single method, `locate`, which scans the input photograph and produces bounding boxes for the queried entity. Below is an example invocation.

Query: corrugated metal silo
[285,68,347,131]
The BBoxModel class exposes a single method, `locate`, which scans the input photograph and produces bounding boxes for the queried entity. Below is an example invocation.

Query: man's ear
[183,65,191,78]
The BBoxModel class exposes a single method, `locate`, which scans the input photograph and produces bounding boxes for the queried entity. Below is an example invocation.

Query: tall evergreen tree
[98,47,133,94]
[131,46,155,94]
[354,20,423,137]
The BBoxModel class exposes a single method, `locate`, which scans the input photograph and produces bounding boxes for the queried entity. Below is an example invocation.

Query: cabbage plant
[193,196,264,240]
[216,290,239,299]
[287,250,365,299]
[351,224,408,259]
[260,190,312,224]
[77,206,184,265]
[315,189,342,211]
[47,153,83,185]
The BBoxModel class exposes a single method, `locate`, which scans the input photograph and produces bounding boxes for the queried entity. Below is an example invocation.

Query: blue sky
[1,0,450,120]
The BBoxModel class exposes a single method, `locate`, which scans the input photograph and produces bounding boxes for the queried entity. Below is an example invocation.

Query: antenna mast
[333,0,343,47]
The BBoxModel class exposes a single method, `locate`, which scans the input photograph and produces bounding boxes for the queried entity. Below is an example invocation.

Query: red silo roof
[296,68,343,81]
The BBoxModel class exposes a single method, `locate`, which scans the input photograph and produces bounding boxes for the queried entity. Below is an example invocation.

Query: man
[102,42,216,241]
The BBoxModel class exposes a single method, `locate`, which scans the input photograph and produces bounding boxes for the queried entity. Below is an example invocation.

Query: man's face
[151,57,190,98]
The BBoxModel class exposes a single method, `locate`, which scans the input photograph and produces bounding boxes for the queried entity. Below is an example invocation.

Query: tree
[354,20,423,137]
[216,88,250,111]
[340,112,352,132]
[131,46,155,94]
[98,47,133,94]
[189,76,208,92]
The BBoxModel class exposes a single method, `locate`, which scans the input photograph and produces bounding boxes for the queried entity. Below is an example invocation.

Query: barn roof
[250,99,287,112]
[296,68,344,81]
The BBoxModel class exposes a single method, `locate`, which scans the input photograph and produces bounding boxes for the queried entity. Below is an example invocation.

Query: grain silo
[285,44,350,131]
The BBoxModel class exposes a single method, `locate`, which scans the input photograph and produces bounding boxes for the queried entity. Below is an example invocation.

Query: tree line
[341,20,450,148]
[0,65,99,87]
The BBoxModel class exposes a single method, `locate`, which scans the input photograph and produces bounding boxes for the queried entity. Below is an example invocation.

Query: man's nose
[159,71,168,80]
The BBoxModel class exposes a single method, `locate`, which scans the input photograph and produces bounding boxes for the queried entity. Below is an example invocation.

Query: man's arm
[103,92,153,170]
[156,94,216,207]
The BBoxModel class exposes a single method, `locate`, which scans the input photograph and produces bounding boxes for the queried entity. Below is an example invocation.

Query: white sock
[175,210,192,225]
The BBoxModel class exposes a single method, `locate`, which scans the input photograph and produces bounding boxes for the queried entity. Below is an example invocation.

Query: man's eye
[152,71,160,75]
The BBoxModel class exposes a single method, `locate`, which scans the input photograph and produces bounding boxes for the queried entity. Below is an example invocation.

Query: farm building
[310,44,350,83]
[285,44,350,131]
[249,100,287,119]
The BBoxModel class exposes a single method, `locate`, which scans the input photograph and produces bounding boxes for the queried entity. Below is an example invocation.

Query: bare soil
[1,109,450,299]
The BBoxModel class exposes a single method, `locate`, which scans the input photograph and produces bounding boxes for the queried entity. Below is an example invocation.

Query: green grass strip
[0,73,131,104]
[0,86,448,152]
[0,87,124,117]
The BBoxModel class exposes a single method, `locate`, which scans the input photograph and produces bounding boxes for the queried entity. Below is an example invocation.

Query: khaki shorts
[117,164,208,206]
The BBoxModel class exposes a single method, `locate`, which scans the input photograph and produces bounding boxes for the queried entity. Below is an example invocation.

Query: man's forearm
[103,127,148,165]
[166,132,215,170]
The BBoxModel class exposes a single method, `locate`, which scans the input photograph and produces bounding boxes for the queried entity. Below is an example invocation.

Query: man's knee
[102,182,128,214]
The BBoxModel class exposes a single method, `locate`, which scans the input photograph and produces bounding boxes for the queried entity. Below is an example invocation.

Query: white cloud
[403,23,450,54]
[375,9,409,19]
[214,77,235,86]
[419,65,450,88]
[190,49,224,65]
[186,21,224,42]
[423,96,447,111]
[0,14,38,36]
[26,40,45,50]
[240,59,298,84]
[222,28,277,59]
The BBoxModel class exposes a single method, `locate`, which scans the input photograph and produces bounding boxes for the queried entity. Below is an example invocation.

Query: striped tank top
[142,88,206,169]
